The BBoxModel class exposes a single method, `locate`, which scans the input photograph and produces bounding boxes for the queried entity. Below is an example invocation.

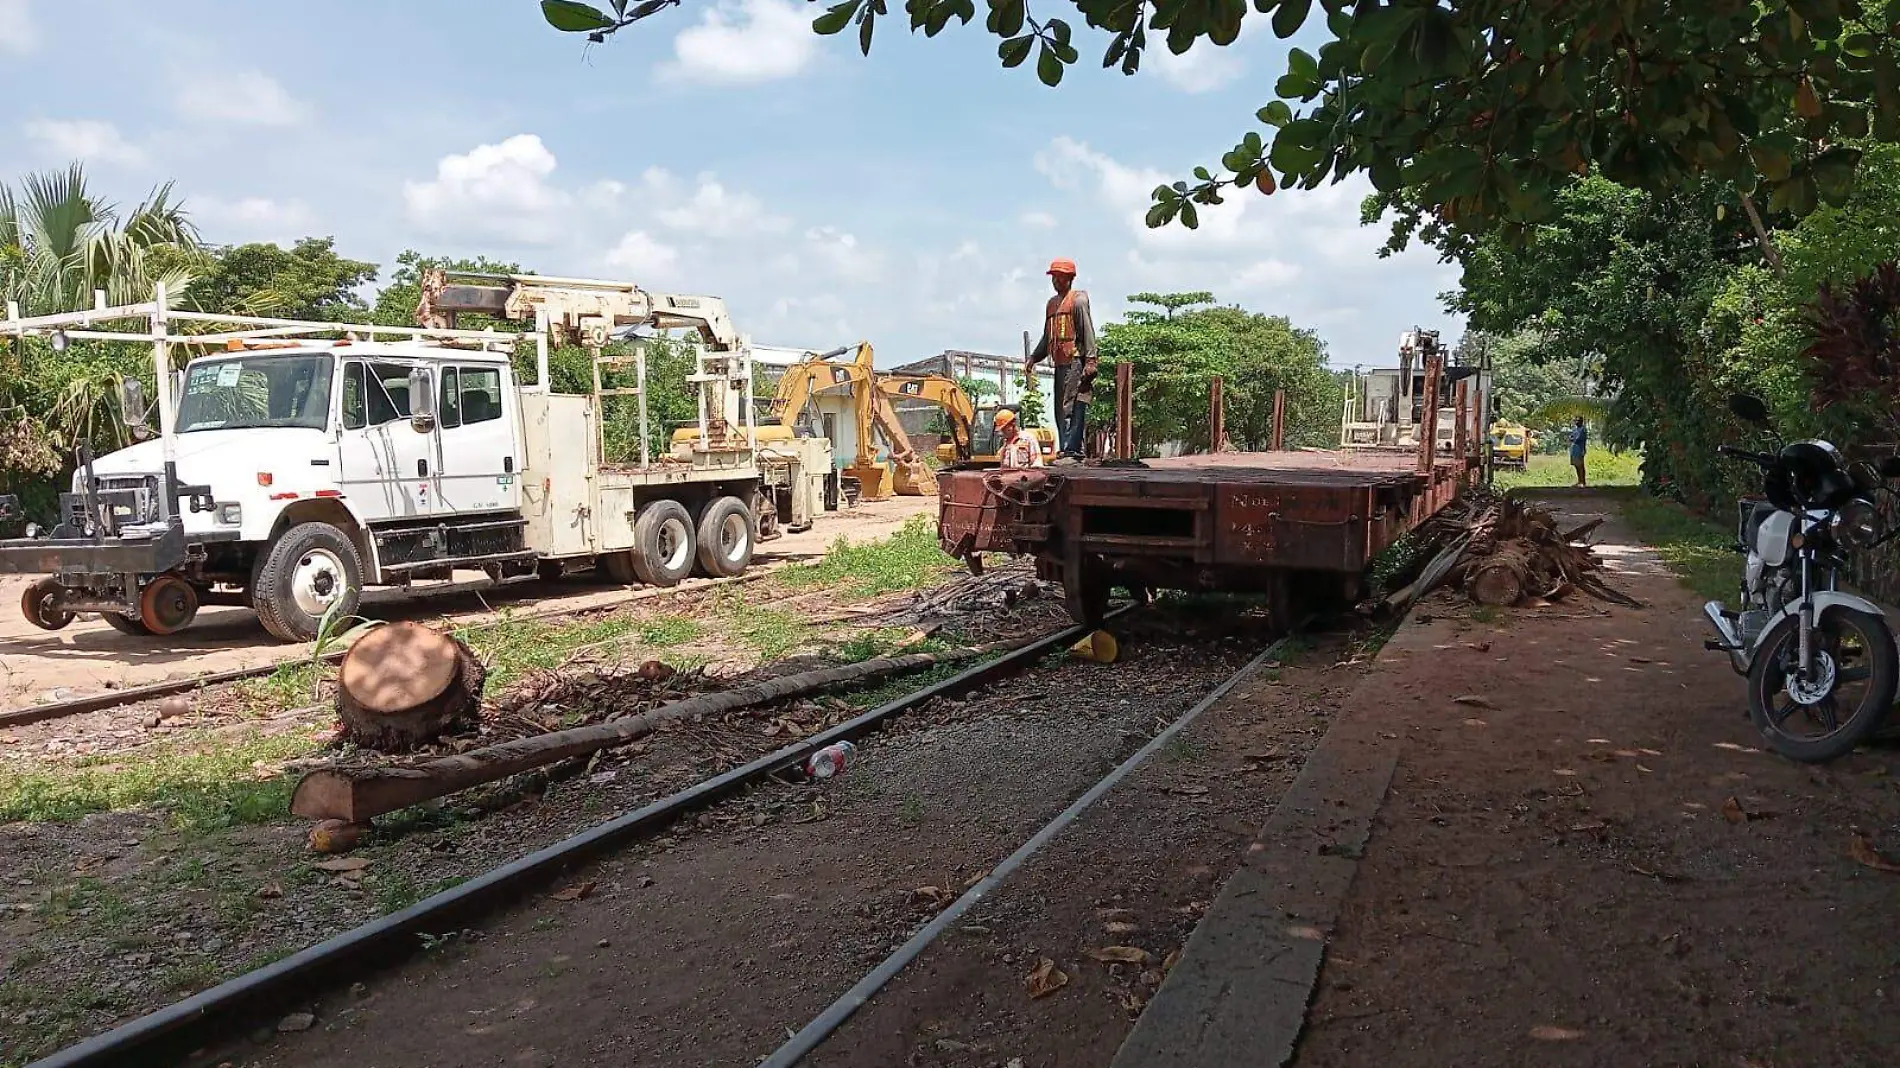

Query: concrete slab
[1108,620,1431,1068]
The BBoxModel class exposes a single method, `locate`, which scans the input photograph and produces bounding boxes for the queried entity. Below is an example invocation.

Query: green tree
[0,165,203,520]
[183,237,378,320]
[544,0,1900,238]
[1088,293,1335,453]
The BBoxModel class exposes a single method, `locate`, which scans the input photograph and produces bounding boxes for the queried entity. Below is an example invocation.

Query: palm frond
[1527,395,1612,425]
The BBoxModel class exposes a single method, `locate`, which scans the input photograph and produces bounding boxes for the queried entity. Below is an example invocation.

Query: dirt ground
[1298,493,1900,1068]
[0,496,934,710]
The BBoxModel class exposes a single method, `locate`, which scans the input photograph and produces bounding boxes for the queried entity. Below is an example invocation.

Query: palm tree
[0,162,202,315]
[0,165,205,501]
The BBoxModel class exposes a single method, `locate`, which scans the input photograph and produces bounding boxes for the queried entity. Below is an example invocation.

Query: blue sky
[0,0,1461,368]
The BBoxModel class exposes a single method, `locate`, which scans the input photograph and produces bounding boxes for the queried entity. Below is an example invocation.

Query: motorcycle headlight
[1831,498,1885,549]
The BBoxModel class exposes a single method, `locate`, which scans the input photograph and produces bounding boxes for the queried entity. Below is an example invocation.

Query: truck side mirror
[409,367,438,434]
[120,378,148,430]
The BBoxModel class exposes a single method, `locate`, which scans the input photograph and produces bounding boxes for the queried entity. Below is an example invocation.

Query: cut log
[1467,544,1536,606]
[336,622,486,753]
[293,639,1022,824]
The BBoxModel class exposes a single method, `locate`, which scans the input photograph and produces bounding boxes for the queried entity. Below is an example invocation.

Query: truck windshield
[1504,433,1524,446]
[177,355,334,433]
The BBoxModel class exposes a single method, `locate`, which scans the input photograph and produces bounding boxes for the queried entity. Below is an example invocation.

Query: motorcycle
[1703,393,1900,763]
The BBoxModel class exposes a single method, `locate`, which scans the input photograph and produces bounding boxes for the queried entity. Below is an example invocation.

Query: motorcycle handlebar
[1717,445,1775,465]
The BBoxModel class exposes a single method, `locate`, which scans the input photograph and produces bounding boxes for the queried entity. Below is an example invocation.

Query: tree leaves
[814,1,860,35]
[547,0,1900,240]
[540,0,616,32]
[1271,0,1309,39]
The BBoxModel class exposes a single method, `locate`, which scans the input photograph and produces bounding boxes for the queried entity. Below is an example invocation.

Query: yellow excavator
[767,342,935,500]
[878,375,1057,467]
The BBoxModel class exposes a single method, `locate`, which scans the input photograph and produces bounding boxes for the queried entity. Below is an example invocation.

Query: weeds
[0,731,314,829]
[1618,494,1738,600]
[1470,605,1503,625]
[780,515,954,597]
[1162,735,1204,763]
[1493,449,1644,490]
[898,795,925,825]
[736,609,807,661]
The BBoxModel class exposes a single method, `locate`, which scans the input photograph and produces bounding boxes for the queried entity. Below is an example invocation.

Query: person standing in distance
[1569,416,1589,487]
[1026,258,1098,464]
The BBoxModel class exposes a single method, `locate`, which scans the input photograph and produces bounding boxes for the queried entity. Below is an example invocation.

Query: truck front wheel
[253,523,364,643]
[632,500,696,588]
[696,496,755,578]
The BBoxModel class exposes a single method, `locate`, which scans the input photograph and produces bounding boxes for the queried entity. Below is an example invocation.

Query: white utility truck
[0,271,832,642]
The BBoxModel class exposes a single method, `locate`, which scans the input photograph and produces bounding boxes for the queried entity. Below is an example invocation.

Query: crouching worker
[995,408,1043,470]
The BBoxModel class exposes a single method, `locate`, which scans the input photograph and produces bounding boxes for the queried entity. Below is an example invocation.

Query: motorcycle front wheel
[1747,606,1899,762]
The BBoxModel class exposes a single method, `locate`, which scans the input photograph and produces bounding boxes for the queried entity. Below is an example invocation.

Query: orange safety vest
[1045,291,1079,366]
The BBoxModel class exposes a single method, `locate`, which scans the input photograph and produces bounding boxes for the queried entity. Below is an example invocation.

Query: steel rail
[0,570,776,729]
[757,624,1304,1068]
[27,605,1132,1068]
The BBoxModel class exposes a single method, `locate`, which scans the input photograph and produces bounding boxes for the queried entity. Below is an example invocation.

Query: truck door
[336,359,435,521]
[432,363,521,515]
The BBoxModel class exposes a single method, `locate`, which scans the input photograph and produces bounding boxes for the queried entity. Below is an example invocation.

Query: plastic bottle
[805,741,856,780]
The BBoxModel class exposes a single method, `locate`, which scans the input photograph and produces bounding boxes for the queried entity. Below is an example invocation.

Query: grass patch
[735,609,807,661]
[1619,493,1738,600]
[780,515,955,597]
[1494,449,1643,491]
[0,731,314,830]
[234,661,327,712]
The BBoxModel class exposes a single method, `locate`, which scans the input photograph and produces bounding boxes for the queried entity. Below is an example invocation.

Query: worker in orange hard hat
[994,406,1043,469]
[1025,258,1097,465]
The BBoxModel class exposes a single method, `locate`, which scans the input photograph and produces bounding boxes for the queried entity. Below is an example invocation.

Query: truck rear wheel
[598,550,638,585]
[632,500,695,587]
[253,522,364,643]
[695,496,754,578]
[20,578,73,631]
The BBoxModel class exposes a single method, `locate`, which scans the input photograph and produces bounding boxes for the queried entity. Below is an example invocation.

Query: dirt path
[1296,492,1900,1067]
[0,497,934,710]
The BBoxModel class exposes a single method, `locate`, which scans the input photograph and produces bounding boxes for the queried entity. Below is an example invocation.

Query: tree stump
[1466,543,1535,606]
[335,622,486,752]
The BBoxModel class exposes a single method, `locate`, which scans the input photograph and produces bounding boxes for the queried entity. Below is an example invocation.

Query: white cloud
[805,226,882,282]
[1148,43,1245,94]
[1020,211,1058,228]
[195,197,319,243]
[1233,258,1302,290]
[173,69,308,126]
[665,0,817,85]
[604,231,681,279]
[404,134,571,245]
[23,119,145,166]
[0,0,35,54]
[657,175,790,237]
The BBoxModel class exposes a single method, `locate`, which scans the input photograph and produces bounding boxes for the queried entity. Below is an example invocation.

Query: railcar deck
[938,448,1478,623]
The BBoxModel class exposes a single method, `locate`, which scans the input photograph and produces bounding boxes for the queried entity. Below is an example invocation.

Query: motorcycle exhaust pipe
[1703,601,1750,674]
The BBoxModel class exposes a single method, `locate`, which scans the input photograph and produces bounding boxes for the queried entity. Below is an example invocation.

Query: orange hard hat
[1047,258,1077,276]
[993,408,1019,428]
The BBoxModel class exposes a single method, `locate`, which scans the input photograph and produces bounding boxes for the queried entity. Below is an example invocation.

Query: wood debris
[1382,491,1642,613]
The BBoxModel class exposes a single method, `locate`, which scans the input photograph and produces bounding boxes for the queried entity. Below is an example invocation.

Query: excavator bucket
[846,461,894,502]
[892,459,939,497]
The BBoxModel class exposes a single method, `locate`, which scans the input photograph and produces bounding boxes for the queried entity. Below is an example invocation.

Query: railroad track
[26,601,1300,1068]
[0,570,777,730]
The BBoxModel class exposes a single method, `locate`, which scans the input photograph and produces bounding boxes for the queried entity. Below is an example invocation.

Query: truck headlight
[216,502,242,526]
[1831,499,1884,549]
